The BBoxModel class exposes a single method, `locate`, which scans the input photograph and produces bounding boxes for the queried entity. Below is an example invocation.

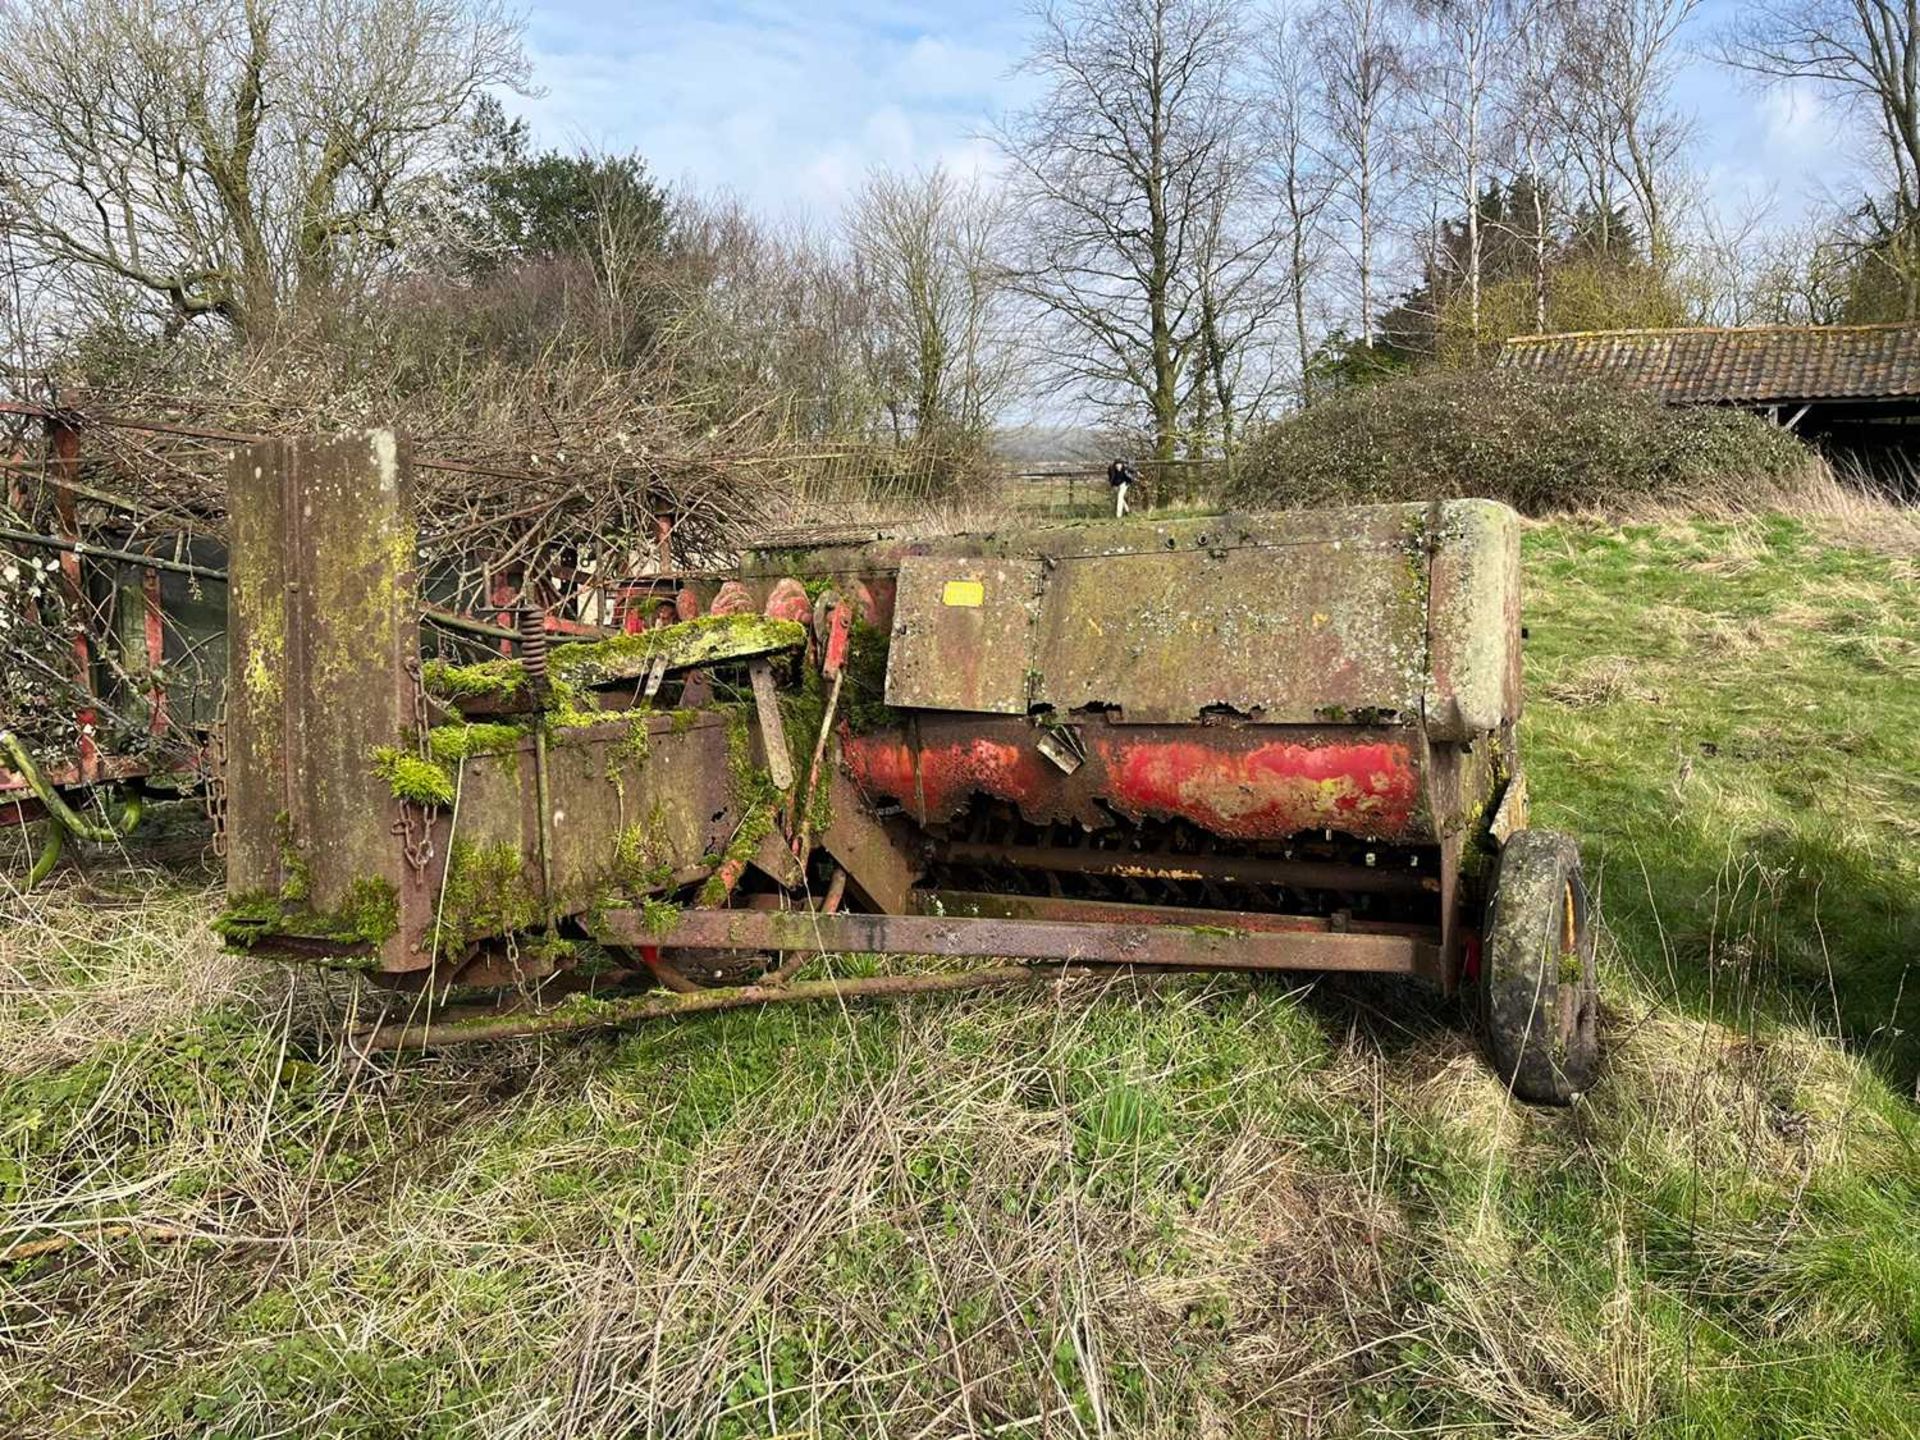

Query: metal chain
[406,655,432,756]
[393,800,434,872]
[203,704,228,858]
[391,656,436,872]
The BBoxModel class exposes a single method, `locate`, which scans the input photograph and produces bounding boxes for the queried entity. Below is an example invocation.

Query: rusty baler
[217,432,1599,1103]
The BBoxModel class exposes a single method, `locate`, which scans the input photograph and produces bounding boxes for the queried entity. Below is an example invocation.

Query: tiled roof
[1495,324,1920,404]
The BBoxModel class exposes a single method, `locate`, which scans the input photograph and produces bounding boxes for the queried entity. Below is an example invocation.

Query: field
[2,511,1916,1438]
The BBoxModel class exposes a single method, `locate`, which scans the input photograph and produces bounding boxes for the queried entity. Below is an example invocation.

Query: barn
[1497,323,1920,488]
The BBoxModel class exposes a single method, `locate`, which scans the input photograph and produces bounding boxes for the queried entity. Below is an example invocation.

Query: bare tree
[1720,1,1920,314]
[0,0,527,343]
[1497,0,1573,333]
[658,199,888,441]
[1308,0,1406,347]
[1721,2,1920,215]
[1257,10,1337,399]
[846,165,1014,445]
[1180,143,1286,467]
[1561,0,1700,271]
[1403,0,1507,347]
[997,0,1247,462]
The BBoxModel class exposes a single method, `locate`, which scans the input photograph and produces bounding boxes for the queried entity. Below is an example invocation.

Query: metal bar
[357,963,1056,1051]
[0,524,228,580]
[937,841,1436,895]
[47,419,97,784]
[748,657,792,790]
[915,889,1434,938]
[604,907,1440,977]
[142,567,168,737]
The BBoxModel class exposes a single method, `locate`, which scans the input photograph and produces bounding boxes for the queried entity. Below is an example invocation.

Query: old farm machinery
[199,430,1600,1103]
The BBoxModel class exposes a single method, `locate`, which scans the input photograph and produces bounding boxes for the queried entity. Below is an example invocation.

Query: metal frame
[600,908,1445,981]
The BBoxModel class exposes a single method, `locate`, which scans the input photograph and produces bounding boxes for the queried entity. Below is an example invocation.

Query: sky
[514,0,1038,225]
[511,0,1866,233]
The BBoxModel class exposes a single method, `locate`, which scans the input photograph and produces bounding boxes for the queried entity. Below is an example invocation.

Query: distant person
[1106,457,1138,517]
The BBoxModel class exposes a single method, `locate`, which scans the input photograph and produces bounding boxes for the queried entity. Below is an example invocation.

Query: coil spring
[518,604,548,699]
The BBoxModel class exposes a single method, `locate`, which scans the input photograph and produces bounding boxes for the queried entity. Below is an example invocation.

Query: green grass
[1521,515,1918,1080]
[1,515,1916,1437]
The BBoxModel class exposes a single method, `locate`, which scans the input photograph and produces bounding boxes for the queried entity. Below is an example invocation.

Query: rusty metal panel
[883,554,1045,714]
[818,766,922,912]
[226,432,419,969]
[1029,507,1430,724]
[852,502,1521,733]
[1421,499,1522,739]
[224,443,294,899]
[393,712,737,967]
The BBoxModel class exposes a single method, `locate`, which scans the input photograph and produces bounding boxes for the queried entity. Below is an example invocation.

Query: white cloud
[512,0,1034,219]
[1760,81,1835,151]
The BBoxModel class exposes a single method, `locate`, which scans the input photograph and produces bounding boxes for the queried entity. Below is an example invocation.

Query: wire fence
[1004,459,1234,518]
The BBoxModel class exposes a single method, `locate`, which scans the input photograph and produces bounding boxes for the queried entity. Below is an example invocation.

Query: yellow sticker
[942,580,985,607]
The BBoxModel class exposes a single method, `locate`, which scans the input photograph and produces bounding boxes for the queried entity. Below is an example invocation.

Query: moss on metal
[613,816,674,896]
[422,656,527,703]
[640,896,681,936]
[371,746,456,807]
[423,616,805,710]
[427,722,526,766]
[841,620,897,733]
[242,598,285,708]
[550,614,805,688]
[435,839,540,957]
[608,712,651,771]
[213,874,399,951]
[520,933,579,968]
[271,810,311,904]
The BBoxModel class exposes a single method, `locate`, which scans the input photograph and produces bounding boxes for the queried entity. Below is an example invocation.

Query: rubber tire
[1480,829,1600,1105]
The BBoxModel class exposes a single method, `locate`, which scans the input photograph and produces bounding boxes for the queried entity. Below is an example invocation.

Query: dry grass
[3,857,1912,1437]
[1542,657,1663,708]
[0,867,245,1075]
[3,514,1918,1437]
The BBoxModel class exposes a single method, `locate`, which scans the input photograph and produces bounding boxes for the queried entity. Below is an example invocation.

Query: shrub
[1229,370,1815,515]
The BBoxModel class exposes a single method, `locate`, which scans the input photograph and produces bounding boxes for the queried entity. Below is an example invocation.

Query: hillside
[2,512,1916,1438]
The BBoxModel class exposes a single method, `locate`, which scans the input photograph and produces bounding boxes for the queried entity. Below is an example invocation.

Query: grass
[1,513,1916,1437]
[1522,512,1918,1081]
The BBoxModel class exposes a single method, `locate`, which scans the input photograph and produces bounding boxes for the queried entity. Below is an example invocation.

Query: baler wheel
[1479,829,1599,1105]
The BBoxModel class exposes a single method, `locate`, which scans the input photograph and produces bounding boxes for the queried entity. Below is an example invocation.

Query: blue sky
[511,0,1861,228]
[514,0,1038,223]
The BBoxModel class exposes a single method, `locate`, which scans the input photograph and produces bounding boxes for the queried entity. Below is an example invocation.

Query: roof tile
[1494,324,1920,403]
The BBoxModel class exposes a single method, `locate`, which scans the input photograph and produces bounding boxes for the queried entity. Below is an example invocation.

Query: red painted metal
[0,795,49,827]
[823,601,852,676]
[763,577,812,625]
[1095,736,1420,841]
[488,573,519,656]
[844,732,1046,821]
[842,718,1427,841]
[142,567,169,737]
[709,579,754,616]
